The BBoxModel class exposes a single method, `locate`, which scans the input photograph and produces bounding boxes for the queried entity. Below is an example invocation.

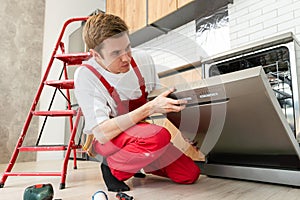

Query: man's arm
[92,87,187,144]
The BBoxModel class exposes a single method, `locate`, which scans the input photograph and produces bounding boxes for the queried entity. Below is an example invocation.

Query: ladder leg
[60,108,82,189]
[72,147,78,170]
[0,148,19,188]
[1,113,34,188]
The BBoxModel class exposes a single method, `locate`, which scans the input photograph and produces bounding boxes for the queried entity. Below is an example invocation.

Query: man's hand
[148,87,187,115]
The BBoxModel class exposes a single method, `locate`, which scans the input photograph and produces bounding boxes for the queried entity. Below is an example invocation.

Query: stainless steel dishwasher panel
[166,67,300,158]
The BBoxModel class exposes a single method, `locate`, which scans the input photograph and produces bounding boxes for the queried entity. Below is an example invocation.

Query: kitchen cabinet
[106,0,233,45]
[124,0,147,33]
[147,0,177,25]
[106,0,125,17]
[106,0,146,33]
[177,0,194,8]
[130,0,232,47]
[148,0,197,24]
[106,0,232,47]
[106,0,196,33]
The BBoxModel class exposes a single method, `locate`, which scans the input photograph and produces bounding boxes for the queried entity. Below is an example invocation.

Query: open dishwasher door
[160,66,300,186]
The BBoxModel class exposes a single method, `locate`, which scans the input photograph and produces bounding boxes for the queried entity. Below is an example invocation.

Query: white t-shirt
[74,49,160,134]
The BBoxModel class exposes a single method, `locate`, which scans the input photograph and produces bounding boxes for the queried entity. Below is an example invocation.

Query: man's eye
[112,51,120,56]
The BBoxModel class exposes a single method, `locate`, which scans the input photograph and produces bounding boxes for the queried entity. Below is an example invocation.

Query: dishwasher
[162,32,300,186]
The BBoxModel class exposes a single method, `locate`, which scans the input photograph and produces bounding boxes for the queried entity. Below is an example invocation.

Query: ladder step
[3,172,61,176]
[19,145,82,152]
[54,52,91,65]
[44,80,74,89]
[19,145,66,151]
[32,110,76,117]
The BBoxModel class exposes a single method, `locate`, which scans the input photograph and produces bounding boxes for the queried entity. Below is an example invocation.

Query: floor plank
[0,160,299,199]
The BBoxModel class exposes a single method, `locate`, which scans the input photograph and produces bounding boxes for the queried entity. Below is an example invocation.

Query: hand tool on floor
[116,192,134,200]
[23,183,54,200]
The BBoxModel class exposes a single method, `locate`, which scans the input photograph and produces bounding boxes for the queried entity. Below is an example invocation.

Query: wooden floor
[1,160,300,200]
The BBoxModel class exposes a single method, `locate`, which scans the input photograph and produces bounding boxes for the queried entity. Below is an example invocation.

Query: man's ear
[90,49,106,68]
[89,49,101,58]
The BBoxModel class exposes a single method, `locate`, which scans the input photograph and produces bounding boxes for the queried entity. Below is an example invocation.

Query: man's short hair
[83,13,129,51]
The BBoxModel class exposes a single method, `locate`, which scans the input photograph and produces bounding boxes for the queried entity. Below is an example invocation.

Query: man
[74,13,200,192]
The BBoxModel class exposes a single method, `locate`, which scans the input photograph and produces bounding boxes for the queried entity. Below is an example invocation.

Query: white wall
[138,21,201,73]
[228,0,300,47]
[38,0,105,161]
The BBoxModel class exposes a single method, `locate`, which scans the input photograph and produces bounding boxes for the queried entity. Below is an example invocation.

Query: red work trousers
[93,122,200,184]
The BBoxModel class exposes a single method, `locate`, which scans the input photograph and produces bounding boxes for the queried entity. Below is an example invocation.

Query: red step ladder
[0,17,91,190]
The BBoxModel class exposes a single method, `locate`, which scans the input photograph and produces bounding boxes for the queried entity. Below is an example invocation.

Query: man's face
[96,33,132,74]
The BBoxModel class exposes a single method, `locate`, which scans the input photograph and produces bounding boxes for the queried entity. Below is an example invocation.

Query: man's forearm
[92,101,153,144]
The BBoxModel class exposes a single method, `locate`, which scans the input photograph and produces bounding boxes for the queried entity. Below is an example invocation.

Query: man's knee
[186,165,201,184]
[174,164,201,184]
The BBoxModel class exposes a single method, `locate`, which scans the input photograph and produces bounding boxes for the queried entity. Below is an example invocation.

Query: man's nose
[120,52,131,62]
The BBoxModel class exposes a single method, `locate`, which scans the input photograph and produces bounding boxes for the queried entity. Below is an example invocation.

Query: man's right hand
[148,87,187,115]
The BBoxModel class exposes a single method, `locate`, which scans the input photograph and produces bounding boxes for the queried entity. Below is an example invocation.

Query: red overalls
[82,58,200,184]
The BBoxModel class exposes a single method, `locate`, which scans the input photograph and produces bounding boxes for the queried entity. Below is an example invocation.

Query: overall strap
[130,58,147,96]
[80,64,122,103]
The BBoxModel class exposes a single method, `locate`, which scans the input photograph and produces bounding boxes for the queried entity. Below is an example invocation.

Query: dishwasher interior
[208,45,295,135]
